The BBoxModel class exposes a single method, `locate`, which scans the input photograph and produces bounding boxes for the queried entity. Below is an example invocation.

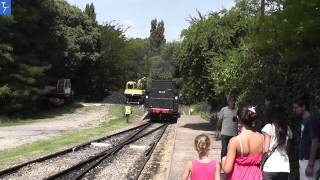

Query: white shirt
[262,123,292,172]
[219,106,238,136]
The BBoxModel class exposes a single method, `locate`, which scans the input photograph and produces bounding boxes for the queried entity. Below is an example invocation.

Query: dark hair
[294,95,310,111]
[268,105,288,149]
[238,106,257,129]
[227,95,236,102]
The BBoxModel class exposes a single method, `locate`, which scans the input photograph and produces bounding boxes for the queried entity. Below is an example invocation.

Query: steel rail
[0,121,150,177]
[133,123,168,180]
[46,123,167,180]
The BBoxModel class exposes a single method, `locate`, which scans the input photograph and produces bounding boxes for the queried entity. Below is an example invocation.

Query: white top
[219,106,238,136]
[261,123,292,172]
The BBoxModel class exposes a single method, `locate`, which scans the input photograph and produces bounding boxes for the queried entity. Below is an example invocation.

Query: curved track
[46,123,168,180]
[0,122,151,179]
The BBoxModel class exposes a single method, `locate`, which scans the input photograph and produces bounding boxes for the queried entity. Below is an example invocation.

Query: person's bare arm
[216,109,223,137]
[217,118,222,131]
[182,161,192,180]
[221,138,237,173]
[216,119,222,138]
[305,138,320,176]
[215,162,221,180]
[263,132,271,153]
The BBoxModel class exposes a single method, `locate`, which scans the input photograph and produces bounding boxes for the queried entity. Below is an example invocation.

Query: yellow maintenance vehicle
[124,77,146,104]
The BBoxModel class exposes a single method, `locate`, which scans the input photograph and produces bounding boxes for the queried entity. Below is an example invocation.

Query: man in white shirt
[216,96,238,159]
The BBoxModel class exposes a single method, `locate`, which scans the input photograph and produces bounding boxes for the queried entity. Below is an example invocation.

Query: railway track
[0,122,151,180]
[82,123,168,180]
[46,123,168,180]
[0,122,169,180]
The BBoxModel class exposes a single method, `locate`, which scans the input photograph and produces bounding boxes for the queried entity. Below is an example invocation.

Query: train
[144,80,180,122]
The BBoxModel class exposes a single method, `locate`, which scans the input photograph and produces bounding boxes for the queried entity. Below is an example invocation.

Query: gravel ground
[0,91,128,152]
[82,124,166,180]
[138,123,177,180]
[0,104,111,151]
[0,92,152,180]
[0,126,146,180]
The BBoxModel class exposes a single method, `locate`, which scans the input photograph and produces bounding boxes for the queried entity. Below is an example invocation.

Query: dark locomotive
[145,80,180,122]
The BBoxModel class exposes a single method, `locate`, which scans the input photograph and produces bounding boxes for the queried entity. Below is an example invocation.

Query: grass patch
[33,103,85,119]
[109,105,145,119]
[0,118,128,165]
[0,104,143,165]
[132,106,145,117]
[0,119,38,127]
[180,104,202,115]
[110,104,125,117]
[180,103,212,121]
[200,112,210,121]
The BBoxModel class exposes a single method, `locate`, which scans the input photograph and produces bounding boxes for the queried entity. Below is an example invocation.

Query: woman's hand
[221,156,226,164]
[221,138,237,174]
[216,131,221,140]
[305,164,314,177]
[221,156,226,169]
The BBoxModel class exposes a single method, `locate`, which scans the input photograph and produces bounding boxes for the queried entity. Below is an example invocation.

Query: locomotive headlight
[175,96,178,100]
[146,96,149,99]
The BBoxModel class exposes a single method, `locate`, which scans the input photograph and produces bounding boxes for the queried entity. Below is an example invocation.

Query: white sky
[67,0,235,41]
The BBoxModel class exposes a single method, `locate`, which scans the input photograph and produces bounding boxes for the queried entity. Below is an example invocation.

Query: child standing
[182,134,221,180]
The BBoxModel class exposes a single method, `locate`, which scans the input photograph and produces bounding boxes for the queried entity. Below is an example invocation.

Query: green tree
[47,0,100,99]
[175,8,249,106]
[0,0,102,112]
[149,19,165,56]
[146,19,176,83]
[99,23,127,91]
[173,0,320,178]
[124,38,148,80]
[84,3,97,23]
[0,0,52,114]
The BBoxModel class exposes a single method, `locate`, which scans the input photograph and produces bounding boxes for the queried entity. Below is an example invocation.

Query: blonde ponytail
[194,134,210,159]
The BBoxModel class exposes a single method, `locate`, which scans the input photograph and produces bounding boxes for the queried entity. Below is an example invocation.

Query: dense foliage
[1,0,319,178]
[0,0,149,113]
[174,0,320,178]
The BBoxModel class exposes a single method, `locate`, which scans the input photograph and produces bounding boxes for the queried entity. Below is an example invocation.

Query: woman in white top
[262,105,292,180]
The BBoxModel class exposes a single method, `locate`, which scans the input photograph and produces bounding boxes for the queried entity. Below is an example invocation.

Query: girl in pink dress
[182,134,221,180]
[221,106,263,180]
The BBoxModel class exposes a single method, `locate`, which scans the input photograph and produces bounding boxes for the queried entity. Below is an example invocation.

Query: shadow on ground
[182,122,215,132]
[34,103,84,119]
[4,103,85,122]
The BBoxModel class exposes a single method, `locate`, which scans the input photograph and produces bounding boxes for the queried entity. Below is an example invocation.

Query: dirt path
[167,115,220,180]
[0,103,112,151]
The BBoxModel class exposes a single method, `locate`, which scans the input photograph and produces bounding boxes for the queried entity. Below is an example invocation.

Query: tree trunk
[261,0,265,19]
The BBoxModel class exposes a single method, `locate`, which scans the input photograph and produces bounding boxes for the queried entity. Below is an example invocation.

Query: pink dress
[191,160,216,180]
[226,136,263,180]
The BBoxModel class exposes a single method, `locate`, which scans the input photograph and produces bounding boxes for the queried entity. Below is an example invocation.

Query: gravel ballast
[82,124,168,180]
[0,127,145,180]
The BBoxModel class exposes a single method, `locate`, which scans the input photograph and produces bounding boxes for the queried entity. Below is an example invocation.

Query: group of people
[182,96,320,180]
